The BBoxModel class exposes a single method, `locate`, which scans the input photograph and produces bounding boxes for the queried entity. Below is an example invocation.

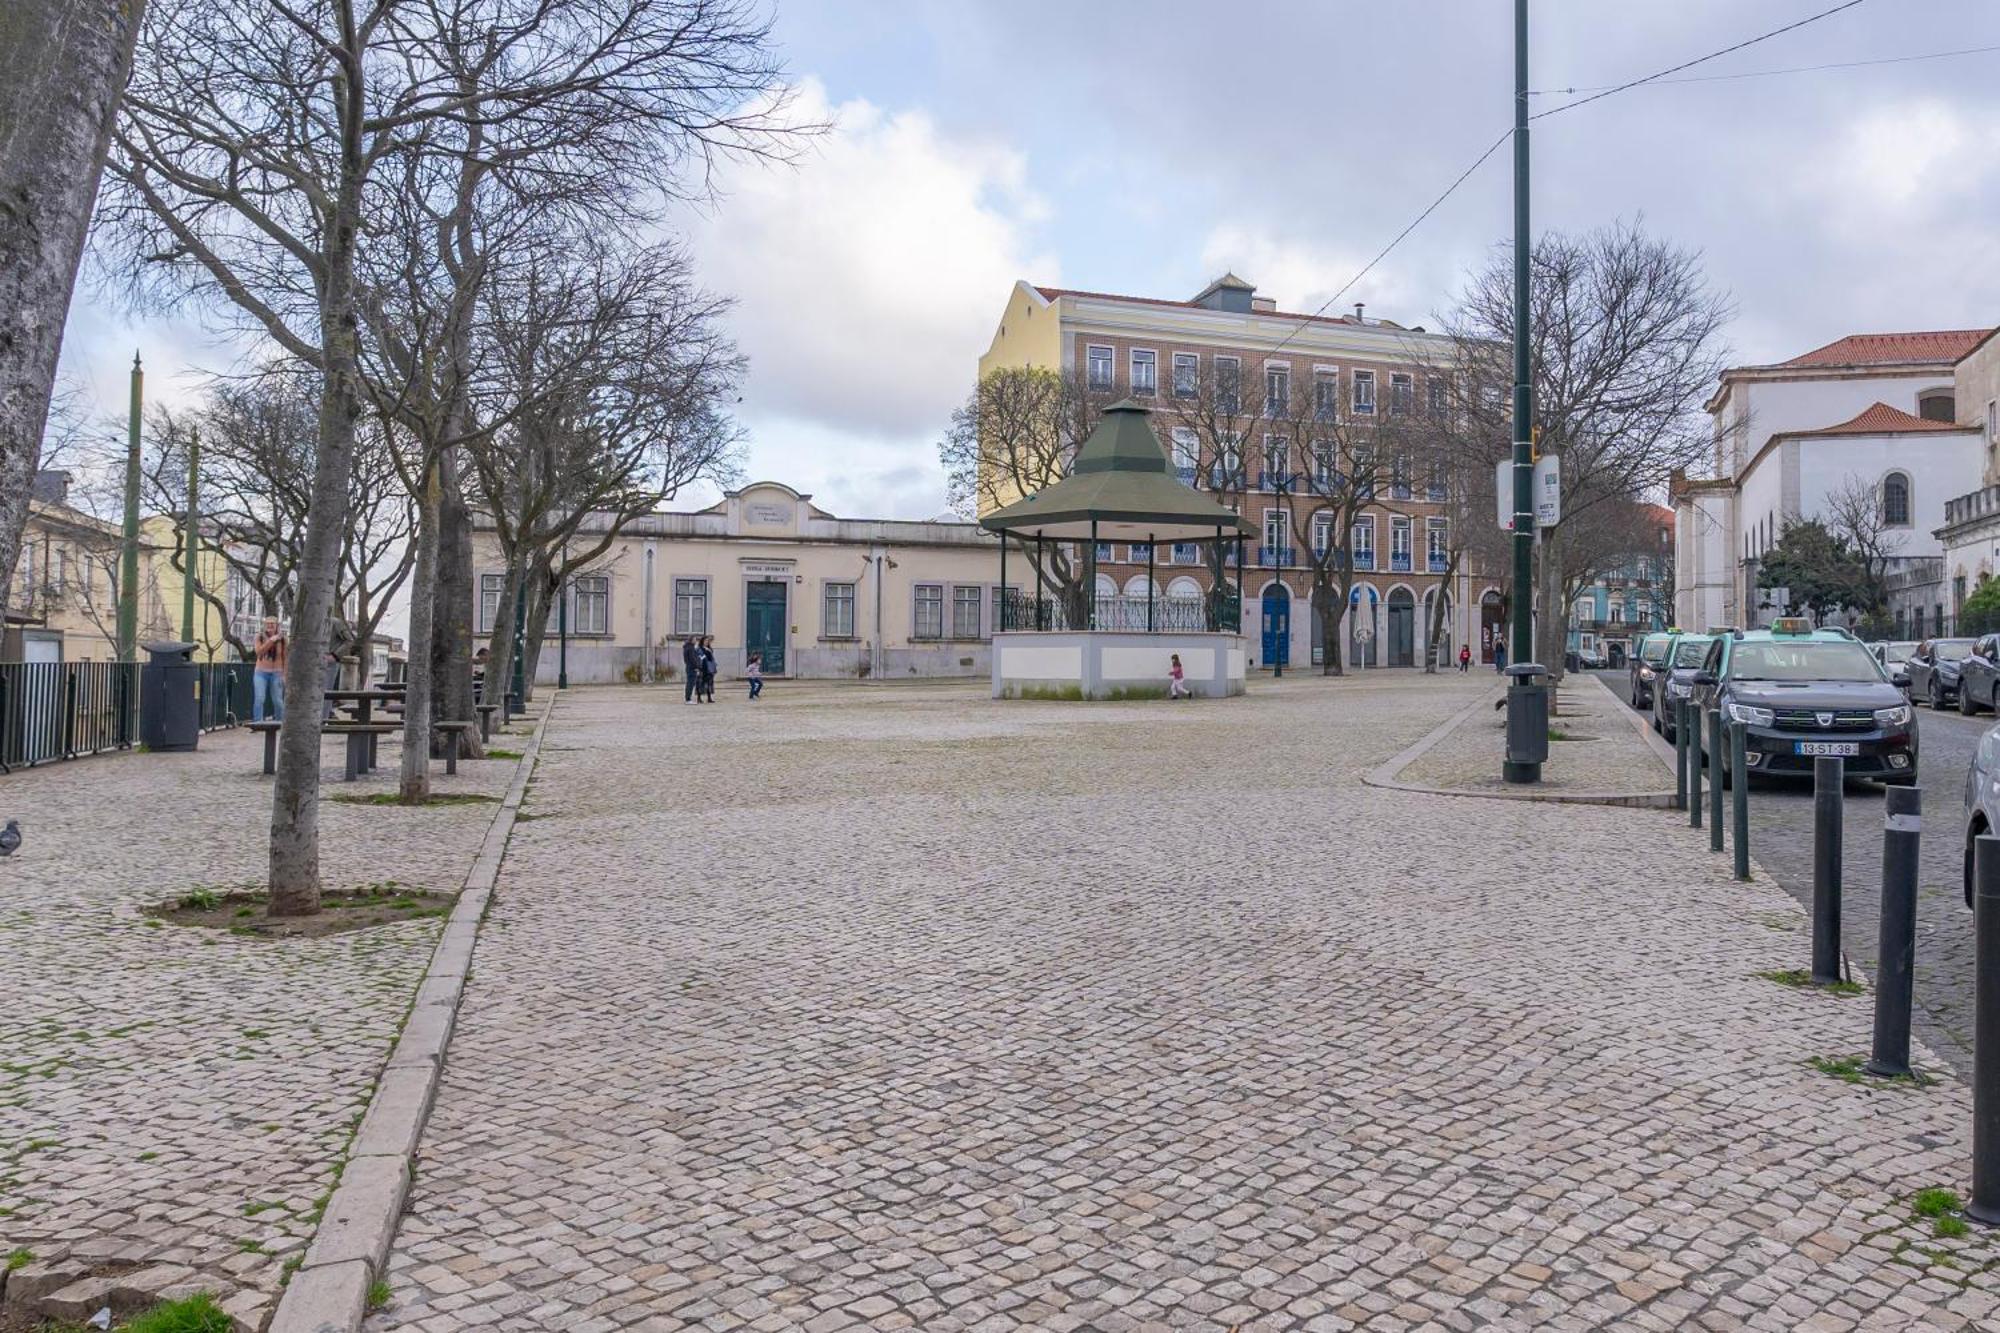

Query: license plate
[1795,741,1859,757]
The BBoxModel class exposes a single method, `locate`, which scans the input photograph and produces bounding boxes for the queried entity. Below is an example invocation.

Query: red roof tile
[1812,401,1969,435]
[1781,329,1992,368]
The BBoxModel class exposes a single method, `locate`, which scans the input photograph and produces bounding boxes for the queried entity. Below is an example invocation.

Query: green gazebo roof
[977,399,1255,542]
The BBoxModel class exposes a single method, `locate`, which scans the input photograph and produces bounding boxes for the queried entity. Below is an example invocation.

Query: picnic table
[325,689,401,770]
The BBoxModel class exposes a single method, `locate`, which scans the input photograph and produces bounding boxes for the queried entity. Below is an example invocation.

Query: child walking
[746,653,764,700]
[1168,653,1191,700]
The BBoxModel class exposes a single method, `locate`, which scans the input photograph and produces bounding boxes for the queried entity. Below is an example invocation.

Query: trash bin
[140,640,200,752]
[1503,661,1549,782]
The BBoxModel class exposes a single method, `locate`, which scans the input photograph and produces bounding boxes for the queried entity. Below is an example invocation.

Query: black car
[1629,632,1671,710]
[1907,637,1977,710]
[1693,623,1917,784]
[1952,634,2000,715]
[1652,633,1714,739]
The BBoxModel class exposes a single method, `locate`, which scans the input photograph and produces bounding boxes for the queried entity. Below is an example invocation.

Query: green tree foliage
[1757,520,1868,625]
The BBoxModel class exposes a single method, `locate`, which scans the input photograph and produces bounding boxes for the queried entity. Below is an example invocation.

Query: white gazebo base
[991,630,1246,700]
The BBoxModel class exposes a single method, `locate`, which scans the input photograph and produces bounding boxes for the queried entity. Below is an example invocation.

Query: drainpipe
[642,543,656,683]
[873,548,885,683]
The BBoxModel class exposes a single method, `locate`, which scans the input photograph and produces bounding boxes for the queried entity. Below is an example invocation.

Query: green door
[745,580,787,675]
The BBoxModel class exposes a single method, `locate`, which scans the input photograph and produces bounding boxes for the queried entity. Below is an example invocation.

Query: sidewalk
[369,678,1997,1332]
[0,726,522,1326]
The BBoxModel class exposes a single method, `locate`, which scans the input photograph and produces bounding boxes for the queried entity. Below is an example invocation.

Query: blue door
[745,580,787,675]
[1261,585,1290,667]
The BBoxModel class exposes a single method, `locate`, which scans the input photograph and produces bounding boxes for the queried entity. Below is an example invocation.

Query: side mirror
[1693,672,1718,687]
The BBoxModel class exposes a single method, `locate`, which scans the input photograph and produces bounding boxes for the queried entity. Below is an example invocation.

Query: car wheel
[1930,680,1945,710]
[1961,684,1977,716]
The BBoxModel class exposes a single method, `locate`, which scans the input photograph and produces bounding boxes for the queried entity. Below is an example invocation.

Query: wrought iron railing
[197,662,254,730]
[998,589,1240,634]
[0,661,137,772]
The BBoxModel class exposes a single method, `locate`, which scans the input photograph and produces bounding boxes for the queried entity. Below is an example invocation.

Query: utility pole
[181,426,200,644]
[116,352,143,661]
[1502,0,1544,784]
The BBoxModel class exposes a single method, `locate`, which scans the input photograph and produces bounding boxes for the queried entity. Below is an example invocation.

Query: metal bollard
[1866,785,1920,1079]
[1674,701,1688,811]
[1970,835,2000,1225]
[1708,708,1725,852]
[1730,721,1750,881]
[1689,703,1703,830]
[1811,755,1844,986]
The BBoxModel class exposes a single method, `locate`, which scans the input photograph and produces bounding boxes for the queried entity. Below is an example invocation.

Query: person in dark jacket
[698,636,718,702]
[681,635,698,702]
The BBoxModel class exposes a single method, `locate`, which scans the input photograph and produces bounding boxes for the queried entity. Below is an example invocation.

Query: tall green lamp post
[1502,0,1544,784]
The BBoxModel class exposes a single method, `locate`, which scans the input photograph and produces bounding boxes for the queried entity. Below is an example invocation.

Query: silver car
[1964,721,2000,907]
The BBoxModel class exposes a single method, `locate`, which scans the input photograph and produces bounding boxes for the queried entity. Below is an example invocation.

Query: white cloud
[1803,99,2000,227]
[684,78,1056,510]
[1196,223,1432,326]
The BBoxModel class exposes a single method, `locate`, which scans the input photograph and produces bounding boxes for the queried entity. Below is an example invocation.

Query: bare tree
[0,0,145,620]
[1445,220,1733,677]
[1825,471,1905,618]
[100,0,799,912]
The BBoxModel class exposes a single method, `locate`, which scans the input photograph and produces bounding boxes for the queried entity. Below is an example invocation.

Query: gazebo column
[1088,519,1099,630]
[998,529,1008,631]
[1146,533,1155,632]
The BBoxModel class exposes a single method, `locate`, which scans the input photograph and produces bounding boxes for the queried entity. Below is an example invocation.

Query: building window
[1171,542,1199,564]
[1427,377,1448,418]
[1263,436,1289,488]
[1390,373,1413,415]
[1312,511,1334,557]
[1390,452,1411,500]
[1918,388,1955,422]
[1095,541,1114,563]
[1264,365,1290,418]
[1210,433,1243,489]
[1390,516,1412,572]
[823,581,856,638]
[952,585,983,639]
[914,583,944,639]
[1314,372,1339,422]
[1426,517,1449,572]
[1352,516,1376,570]
[571,574,609,635]
[1352,370,1376,415]
[1610,604,1625,624]
[1988,398,1997,443]
[1313,440,1337,487]
[672,577,708,636]
[1130,348,1157,396]
[1216,356,1241,415]
[1172,352,1199,398]
[1426,460,1447,501]
[1263,509,1289,565]
[478,573,504,633]
[1171,427,1199,476]
[1086,344,1115,391]
[1882,472,1912,527]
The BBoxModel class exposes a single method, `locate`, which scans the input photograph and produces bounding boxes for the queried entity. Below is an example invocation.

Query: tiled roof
[1812,401,1969,435]
[1032,285,1362,327]
[1780,329,1992,368]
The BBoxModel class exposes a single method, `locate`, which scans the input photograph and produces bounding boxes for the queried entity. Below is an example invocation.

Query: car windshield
[1729,639,1884,683]
[1641,639,1671,664]
[1881,642,1916,664]
[1670,639,1711,667]
[1933,639,1976,661]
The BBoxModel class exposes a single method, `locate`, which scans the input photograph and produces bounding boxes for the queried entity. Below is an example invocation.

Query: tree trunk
[0,0,145,614]
[1536,529,1566,683]
[483,558,524,716]
[1314,582,1345,676]
[397,461,439,801]
[432,449,481,757]
[520,556,554,699]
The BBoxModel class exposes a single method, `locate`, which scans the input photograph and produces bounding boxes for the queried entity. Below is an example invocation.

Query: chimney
[1250,296,1276,313]
[29,469,72,506]
[1353,303,1366,323]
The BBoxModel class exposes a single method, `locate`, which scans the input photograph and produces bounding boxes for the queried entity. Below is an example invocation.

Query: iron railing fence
[997,589,1241,634]
[197,662,255,730]
[0,661,137,773]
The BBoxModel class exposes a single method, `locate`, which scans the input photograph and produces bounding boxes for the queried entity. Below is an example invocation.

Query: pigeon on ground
[0,820,20,857]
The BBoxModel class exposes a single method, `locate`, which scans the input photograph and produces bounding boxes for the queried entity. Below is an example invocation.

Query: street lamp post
[557,577,569,689]
[1502,0,1544,784]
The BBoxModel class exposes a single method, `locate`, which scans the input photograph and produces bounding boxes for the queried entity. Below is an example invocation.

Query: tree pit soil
[143,883,456,939]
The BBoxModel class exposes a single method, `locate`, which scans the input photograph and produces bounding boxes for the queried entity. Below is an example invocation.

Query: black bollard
[1708,708,1725,853]
[1689,702,1703,830]
[1971,835,2000,1225]
[1811,755,1844,986]
[1866,785,1920,1079]
[1674,701,1688,812]
[1730,721,1751,881]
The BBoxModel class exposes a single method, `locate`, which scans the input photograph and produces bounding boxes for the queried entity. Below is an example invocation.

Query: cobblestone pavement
[1399,674,1670,797]
[0,727,520,1315]
[376,679,1997,1332]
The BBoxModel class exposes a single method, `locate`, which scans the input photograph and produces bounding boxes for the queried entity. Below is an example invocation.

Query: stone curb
[1362,673,1679,808]
[266,698,555,1333]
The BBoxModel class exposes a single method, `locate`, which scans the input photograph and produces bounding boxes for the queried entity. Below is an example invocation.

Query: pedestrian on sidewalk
[747,653,764,700]
[698,636,717,702]
[1458,645,1471,673]
[1493,640,1507,674]
[1168,653,1191,699]
[681,635,698,703]
[253,616,288,721]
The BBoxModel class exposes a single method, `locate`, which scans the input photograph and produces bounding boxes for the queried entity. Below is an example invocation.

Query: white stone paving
[369,679,1997,1331]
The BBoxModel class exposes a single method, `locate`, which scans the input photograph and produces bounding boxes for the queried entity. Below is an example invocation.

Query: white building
[1929,329,2000,626]
[1673,329,1989,631]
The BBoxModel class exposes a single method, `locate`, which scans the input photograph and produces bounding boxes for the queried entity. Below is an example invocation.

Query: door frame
[743,577,791,677]
[1260,582,1291,667]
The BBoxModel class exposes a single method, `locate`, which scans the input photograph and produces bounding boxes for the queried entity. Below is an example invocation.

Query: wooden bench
[435,720,474,776]
[474,702,502,743]
[248,720,282,775]
[324,721,399,781]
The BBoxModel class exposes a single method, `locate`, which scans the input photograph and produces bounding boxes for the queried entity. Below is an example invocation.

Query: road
[1597,667,1985,1079]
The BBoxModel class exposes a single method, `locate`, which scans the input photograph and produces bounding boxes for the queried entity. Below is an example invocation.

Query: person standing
[1168,652,1191,699]
[253,616,288,721]
[1493,640,1507,674]
[746,652,764,701]
[698,636,717,702]
[1457,644,1471,673]
[681,635,698,703]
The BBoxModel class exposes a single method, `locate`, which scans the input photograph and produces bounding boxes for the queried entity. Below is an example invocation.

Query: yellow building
[140,514,232,662]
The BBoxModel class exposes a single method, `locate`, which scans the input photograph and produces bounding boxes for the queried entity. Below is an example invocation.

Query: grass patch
[1810,1054,1931,1088]
[483,747,523,760]
[5,1247,30,1272]
[367,1278,392,1310]
[178,887,223,911]
[327,791,498,807]
[1003,683,1085,702]
[1914,1188,1971,1238]
[143,882,456,940]
[1759,968,1864,996]
[122,1293,233,1333]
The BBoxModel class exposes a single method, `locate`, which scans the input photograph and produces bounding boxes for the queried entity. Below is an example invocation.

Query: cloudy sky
[57,0,2000,523]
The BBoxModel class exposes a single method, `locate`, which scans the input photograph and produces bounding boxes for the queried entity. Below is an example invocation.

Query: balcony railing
[998,589,1241,634]
[1389,551,1412,573]
[1256,545,1296,568]
[1426,554,1449,573]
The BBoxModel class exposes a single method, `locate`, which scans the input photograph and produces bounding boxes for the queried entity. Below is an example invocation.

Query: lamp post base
[1502,760,1542,784]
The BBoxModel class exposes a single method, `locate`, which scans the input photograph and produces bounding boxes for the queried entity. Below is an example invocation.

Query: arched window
[1882,472,1911,527]
[1918,389,1955,422]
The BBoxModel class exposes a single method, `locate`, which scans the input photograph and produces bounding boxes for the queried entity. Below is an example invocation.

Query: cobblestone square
[370,679,1999,1331]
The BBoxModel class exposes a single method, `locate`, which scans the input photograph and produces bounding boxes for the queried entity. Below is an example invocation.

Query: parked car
[1629,632,1672,710]
[1870,640,1917,696]
[1575,643,1608,670]
[1652,633,1714,739]
[1691,618,1916,785]
[1964,721,2000,907]
[1953,634,2000,715]
[1908,638,1978,710]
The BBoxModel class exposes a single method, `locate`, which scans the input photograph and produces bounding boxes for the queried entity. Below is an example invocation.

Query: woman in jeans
[253,616,288,721]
